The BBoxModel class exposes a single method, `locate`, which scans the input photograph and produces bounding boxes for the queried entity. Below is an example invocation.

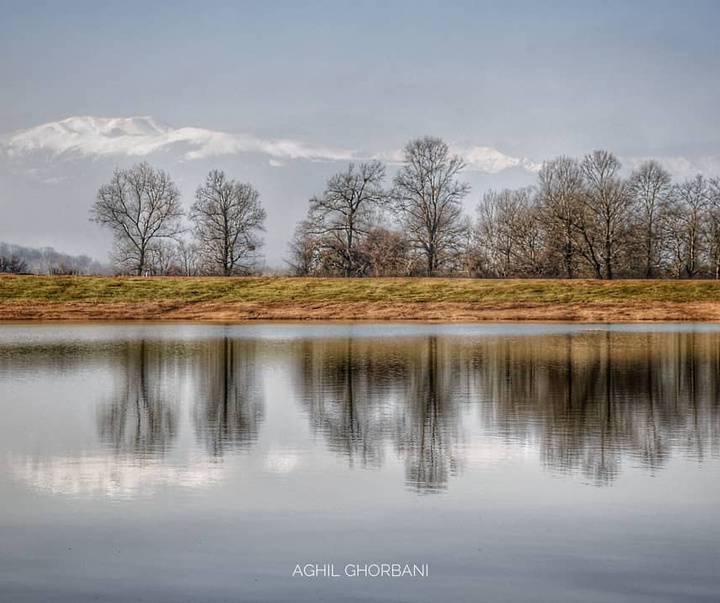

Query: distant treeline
[0,242,109,275]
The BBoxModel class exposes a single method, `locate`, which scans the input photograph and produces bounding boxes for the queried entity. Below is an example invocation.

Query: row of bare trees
[91,141,720,278]
[290,139,720,278]
[289,136,472,277]
[476,154,720,279]
[90,163,266,276]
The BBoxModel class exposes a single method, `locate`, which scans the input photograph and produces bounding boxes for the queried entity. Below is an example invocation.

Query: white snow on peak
[0,116,357,163]
[4,117,715,179]
[1,117,541,174]
[374,143,541,174]
[450,144,542,173]
[620,155,720,181]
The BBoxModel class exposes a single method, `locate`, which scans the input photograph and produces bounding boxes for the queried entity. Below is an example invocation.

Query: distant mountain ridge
[2,116,719,179]
[0,116,357,164]
[1,116,542,174]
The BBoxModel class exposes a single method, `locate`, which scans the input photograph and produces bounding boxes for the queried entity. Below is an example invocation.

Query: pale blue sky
[1,0,720,263]
[1,0,719,160]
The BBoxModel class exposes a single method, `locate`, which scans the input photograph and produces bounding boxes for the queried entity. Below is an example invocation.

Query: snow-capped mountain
[620,155,720,181]
[451,144,541,173]
[0,116,543,174]
[0,116,357,163]
[6,116,717,179]
[373,144,540,174]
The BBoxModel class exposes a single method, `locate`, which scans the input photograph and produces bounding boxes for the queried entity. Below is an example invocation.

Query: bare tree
[476,187,543,277]
[360,226,414,276]
[175,239,199,276]
[628,161,672,278]
[706,178,720,278]
[537,156,585,278]
[392,136,470,275]
[308,161,386,277]
[661,176,708,277]
[190,170,266,276]
[286,220,319,276]
[580,150,633,279]
[145,240,178,276]
[90,162,184,276]
[0,254,27,274]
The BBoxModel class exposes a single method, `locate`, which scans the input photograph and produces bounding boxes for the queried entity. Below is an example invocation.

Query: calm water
[0,323,719,602]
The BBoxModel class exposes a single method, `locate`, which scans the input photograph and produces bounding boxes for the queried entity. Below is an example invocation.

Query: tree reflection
[4,327,719,490]
[193,337,264,457]
[297,338,398,469]
[293,330,720,488]
[466,330,720,485]
[97,340,178,460]
[295,335,462,491]
[394,336,463,492]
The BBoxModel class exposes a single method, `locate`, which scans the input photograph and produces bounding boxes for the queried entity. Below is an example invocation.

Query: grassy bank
[4,274,720,303]
[2,275,720,321]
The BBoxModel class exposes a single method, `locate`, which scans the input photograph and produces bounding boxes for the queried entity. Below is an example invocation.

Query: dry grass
[2,275,720,321]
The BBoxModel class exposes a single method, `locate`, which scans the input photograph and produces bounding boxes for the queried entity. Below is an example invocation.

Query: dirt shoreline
[3,300,720,322]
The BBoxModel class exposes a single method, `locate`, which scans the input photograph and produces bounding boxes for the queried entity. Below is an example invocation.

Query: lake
[0,323,718,602]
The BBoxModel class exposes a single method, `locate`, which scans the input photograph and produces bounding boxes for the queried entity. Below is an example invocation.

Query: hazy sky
[2,0,719,160]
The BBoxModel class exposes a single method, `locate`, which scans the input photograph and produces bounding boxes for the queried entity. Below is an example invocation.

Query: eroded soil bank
[3,300,720,322]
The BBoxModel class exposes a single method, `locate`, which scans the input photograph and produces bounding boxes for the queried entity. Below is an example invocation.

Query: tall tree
[707,178,720,278]
[392,136,470,275]
[580,150,632,279]
[537,156,585,278]
[90,162,184,275]
[190,170,266,276]
[661,175,709,278]
[628,161,672,278]
[308,161,386,276]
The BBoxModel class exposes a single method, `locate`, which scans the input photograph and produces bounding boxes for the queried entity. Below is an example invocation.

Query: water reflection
[97,340,179,460]
[462,331,720,484]
[193,337,264,457]
[296,336,463,492]
[2,326,719,495]
[294,330,720,488]
[2,326,719,603]
[397,337,463,492]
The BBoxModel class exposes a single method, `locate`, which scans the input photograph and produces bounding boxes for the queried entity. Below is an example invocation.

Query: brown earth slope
[2,276,720,321]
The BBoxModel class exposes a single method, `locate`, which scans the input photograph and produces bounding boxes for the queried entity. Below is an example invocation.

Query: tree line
[0,242,108,275]
[89,137,720,278]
